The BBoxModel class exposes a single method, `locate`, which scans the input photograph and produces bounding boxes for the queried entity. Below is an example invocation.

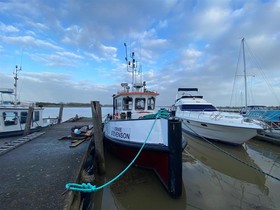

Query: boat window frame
[34,111,40,122]
[147,97,155,110]
[3,111,18,126]
[122,96,133,110]
[20,111,28,124]
[180,104,217,111]
[116,98,122,110]
[135,98,146,110]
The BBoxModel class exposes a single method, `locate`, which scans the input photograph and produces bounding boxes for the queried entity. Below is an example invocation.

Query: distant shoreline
[36,102,280,110]
[36,102,113,107]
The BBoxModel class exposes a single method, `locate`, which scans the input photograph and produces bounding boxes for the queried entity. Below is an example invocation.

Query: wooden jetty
[0,117,94,210]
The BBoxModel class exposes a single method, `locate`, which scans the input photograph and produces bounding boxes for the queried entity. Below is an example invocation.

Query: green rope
[65,111,163,193]
[143,109,170,119]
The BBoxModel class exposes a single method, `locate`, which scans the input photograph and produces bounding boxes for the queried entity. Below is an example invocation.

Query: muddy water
[91,133,280,210]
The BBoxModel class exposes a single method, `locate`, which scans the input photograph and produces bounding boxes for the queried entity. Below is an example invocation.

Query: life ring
[114,112,119,120]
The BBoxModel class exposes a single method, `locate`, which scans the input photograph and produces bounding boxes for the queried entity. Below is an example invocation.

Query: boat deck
[0,118,92,210]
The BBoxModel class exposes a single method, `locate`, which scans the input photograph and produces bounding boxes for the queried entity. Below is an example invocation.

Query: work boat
[174,88,263,145]
[103,46,187,198]
[0,65,44,138]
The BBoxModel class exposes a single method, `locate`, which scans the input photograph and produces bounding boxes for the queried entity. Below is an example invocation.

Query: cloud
[0,22,19,33]
[0,0,280,107]
[2,35,63,50]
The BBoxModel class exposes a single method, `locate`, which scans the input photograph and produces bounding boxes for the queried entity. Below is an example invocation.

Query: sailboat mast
[242,38,248,109]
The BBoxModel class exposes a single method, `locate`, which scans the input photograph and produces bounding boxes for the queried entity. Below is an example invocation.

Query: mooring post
[168,117,182,198]
[91,101,106,175]
[58,103,64,124]
[23,106,34,136]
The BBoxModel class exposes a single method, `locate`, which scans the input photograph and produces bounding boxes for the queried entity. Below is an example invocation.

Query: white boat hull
[103,117,186,198]
[0,107,44,138]
[181,118,259,145]
[104,118,169,146]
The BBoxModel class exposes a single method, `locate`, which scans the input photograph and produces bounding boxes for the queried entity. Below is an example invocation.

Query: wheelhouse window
[147,97,155,110]
[20,112,28,124]
[3,111,18,126]
[180,104,217,111]
[135,98,145,110]
[34,111,40,122]
[122,97,133,110]
[115,99,122,110]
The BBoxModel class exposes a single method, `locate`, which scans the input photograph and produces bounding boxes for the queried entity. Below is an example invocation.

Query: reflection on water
[92,150,187,210]
[246,139,280,176]
[91,133,280,210]
[183,133,267,192]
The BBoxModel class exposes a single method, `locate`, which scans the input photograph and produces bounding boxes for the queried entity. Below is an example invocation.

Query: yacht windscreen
[180,104,217,111]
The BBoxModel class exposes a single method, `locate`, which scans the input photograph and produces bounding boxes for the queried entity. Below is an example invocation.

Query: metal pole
[242,38,248,109]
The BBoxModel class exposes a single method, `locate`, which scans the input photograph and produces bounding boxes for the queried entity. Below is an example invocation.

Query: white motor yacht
[174,88,264,145]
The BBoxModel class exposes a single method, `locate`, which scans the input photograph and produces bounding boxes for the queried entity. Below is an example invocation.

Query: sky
[0,0,280,107]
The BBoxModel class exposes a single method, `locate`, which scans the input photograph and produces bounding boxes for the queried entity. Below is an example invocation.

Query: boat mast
[13,65,21,103]
[242,38,248,109]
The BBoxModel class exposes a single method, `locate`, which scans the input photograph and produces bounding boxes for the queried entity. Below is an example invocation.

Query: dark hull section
[0,127,42,138]
[104,118,183,198]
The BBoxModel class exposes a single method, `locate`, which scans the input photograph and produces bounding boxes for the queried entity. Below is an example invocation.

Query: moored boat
[0,65,44,138]
[174,88,263,145]
[241,105,280,128]
[103,45,187,198]
[236,38,280,144]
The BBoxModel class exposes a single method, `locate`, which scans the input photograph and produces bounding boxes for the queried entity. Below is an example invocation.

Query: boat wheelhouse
[112,82,158,120]
[175,88,217,112]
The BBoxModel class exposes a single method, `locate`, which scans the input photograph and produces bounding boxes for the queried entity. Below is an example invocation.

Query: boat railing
[270,122,280,130]
[19,101,37,107]
[208,111,223,120]
[182,109,224,120]
[0,101,37,107]
[43,117,58,127]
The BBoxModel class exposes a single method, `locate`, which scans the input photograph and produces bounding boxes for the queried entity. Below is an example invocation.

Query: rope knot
[65,183,97,192]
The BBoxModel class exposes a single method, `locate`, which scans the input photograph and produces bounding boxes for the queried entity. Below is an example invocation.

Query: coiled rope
[183,121,280,182]
[65,110,167,192]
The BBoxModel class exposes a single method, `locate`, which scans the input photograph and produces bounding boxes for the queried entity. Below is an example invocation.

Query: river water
[45,107,280,210]
[89,134,280,210]
[43,107,112,122]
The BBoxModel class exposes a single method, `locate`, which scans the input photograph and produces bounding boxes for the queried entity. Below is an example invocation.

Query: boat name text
[111,127,130,140]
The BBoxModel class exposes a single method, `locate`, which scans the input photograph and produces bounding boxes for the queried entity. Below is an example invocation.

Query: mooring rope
[183,121,280,182]
[65,110,167,193]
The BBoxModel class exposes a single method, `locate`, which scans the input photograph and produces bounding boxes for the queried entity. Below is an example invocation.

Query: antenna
[124,43,129,72]
[123,43,144,92]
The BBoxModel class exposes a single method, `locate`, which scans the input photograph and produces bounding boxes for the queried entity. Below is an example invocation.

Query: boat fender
[115,112,119,120]
[74,129,81,135]
[120,112,126,120]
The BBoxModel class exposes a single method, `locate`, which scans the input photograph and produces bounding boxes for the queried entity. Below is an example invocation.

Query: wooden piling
[91,101,106,175]
[23,106,34,136]
[58,103,64,124]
